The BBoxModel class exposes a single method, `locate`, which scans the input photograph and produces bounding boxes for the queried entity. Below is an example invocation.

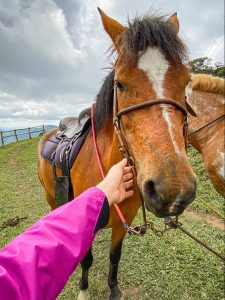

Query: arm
[0,159,133,300]
[0,187,107,300]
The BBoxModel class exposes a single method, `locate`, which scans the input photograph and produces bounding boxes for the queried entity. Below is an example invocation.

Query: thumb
[117,158,128,169]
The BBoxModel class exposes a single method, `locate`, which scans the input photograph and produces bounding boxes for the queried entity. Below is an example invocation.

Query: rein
[91,104,130,230]
[188,114,225,138]
[164,217,225,262]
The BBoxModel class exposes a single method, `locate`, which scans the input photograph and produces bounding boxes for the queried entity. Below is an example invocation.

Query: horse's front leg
[77,248,93,300]
[108,227,126,300]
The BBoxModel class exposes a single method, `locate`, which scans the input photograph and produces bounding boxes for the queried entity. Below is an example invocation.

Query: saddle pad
[41,121,91,169]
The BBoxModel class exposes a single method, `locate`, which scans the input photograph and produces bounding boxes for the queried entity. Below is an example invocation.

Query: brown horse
[187,74,225,197]
[38,9,197,300]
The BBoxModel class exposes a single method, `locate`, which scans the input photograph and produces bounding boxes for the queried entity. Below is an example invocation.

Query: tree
[188,57,215,75]
[188,57,225,78]
[215,65,225,78]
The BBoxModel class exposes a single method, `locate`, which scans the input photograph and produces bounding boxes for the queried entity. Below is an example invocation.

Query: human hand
[96,159,134,206]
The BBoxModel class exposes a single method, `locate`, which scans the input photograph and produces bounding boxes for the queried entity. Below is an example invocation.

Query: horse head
[98,8,197,218]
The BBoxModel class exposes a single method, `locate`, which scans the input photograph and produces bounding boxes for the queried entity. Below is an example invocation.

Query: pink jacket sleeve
[0,187,106,300]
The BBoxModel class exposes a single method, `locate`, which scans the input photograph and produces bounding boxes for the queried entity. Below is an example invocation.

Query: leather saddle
[57,117,86,139]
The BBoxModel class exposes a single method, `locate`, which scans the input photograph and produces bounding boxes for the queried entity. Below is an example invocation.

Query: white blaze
[138,47,182,156]
[160,104,182,156]
[138,47,168,98]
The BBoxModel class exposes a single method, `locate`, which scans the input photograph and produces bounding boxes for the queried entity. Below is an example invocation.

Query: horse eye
[115,80,126,92]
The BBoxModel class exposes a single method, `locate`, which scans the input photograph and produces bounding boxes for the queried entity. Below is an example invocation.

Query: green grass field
[0,137,224,300]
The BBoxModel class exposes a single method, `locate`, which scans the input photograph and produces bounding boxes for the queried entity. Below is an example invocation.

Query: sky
[0,0,224,129]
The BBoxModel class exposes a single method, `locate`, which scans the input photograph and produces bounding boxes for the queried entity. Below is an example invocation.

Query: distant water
[0,125,57,146]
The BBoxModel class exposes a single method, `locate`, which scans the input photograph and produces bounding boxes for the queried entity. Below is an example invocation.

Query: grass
[188,147,224,216]
[0,138,224,300]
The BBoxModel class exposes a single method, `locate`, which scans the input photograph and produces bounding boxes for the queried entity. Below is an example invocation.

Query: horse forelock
[120,14,188,64]
[191,73,225,95]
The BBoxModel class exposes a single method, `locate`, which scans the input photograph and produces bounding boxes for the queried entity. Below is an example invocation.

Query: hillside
[0,137,224,300]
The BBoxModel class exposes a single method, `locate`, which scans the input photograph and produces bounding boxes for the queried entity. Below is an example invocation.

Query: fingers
[124,179,133,190]
[118,158,128,169]
[124,179,134,200]
[125,190,134,199]
[123,172,133,182]
[123,166,133,174]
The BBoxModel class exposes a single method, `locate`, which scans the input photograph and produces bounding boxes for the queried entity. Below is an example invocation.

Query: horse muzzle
[142,178,196,218]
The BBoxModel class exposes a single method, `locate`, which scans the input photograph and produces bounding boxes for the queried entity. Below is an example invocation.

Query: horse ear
[167,12,179,34]
[97,7,125,52]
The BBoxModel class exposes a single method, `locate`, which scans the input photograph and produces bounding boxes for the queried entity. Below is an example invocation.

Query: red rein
[91,103,128,229]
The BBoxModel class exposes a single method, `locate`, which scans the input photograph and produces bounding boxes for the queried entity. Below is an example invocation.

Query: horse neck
[70,114,122,198]
[189,90,224,131]
[95,116,123,171]
[188,89,224,154]
[189,90,224,115]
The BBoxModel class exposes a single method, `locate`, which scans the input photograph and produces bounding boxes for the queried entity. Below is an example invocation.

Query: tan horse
[38,9,197,300]
[187,74,225,197]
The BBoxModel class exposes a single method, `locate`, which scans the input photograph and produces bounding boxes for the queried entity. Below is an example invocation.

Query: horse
[38,9,197,300]
[187,74,225,197]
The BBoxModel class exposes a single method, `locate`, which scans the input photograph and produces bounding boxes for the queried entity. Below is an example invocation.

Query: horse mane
[79,13,188,132]
[191,73,225,95]
[78,70,115,132]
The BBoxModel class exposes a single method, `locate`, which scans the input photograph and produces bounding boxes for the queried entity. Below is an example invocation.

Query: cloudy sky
[0,0,224,129]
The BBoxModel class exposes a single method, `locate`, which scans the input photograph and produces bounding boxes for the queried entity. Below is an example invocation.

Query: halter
[112,81,189,234]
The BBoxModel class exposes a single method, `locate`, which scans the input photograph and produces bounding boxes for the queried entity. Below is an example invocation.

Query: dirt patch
[11,146,24,154]
[121,286,144,300]
[8,158,17,166]
[183,208,224,230]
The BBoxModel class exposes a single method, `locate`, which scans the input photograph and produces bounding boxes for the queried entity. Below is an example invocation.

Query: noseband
[113,82,189,165]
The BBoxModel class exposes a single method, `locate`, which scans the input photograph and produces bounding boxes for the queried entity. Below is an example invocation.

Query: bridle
[112,81,189,234]
[188,114,225,138]
[92,85,225,258]
[113,81,189,163]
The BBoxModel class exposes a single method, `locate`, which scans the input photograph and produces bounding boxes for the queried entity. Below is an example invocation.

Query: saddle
[41,116,91,206]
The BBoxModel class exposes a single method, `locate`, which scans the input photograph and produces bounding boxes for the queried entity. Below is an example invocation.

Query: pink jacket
[0,187,108,300]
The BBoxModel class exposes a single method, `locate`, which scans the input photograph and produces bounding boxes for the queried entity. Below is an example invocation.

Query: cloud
[0,0,223,128]
[0,1,86,82]
[0,91,92,122]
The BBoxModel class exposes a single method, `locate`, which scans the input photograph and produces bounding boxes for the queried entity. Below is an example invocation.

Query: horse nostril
[144,180,161,209]
[145,180,155,198]
[185,181,197,204]
[178,181,196,206]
